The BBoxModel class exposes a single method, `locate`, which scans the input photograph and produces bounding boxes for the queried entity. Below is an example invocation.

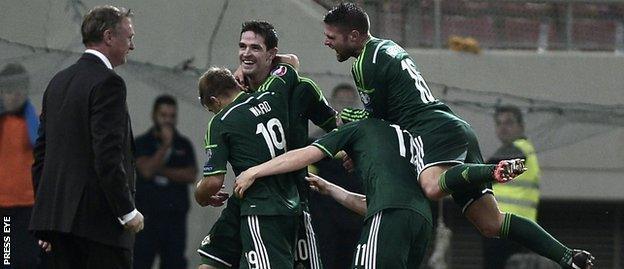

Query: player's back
[206,91,300,216]
[352,37,462,134]
[313,119,432,223]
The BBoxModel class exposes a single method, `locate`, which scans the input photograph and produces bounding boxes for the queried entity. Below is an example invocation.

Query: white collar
[84,49,113,70]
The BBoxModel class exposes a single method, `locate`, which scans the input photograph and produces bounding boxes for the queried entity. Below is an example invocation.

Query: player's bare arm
[306,173,366,216]
[195,174,229,207]
[234,145,325,197]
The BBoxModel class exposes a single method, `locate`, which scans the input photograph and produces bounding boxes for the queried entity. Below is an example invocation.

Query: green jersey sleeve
[311,121,360,157]
[296,77,337,132]
[257,63,299,95]
[202,116,228,176]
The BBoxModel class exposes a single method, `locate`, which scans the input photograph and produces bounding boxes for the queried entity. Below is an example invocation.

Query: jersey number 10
[256,118,286,158]
[401,58,436,104]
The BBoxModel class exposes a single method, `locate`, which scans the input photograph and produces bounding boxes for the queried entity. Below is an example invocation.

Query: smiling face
[107,17,135,67]
[323,24,357,62]
[239,31,276,78]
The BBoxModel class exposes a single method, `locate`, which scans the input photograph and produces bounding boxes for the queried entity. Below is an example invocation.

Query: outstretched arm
[234,145,325,197]
[306,173,366,216]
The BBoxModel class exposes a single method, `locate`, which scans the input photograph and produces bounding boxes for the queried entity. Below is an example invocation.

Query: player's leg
[240,215,298,269]
[418,123,524,201]
[419,159,524,201]
[351,209,431,269]
[197,200,243,269]
[463,192,593,269]
[293,211,323,269]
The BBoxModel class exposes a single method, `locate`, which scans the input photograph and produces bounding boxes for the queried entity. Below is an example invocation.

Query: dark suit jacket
[30,53,136,249]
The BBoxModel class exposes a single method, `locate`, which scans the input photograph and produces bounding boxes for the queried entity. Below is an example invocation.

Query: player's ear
[348,30,360,42]
[208,96,221,111]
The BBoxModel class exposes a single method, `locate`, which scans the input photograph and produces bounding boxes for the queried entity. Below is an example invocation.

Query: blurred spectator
[309,83,363,269]
[133,95,198,269]
[0,63,41,268]
[483,105,541,269]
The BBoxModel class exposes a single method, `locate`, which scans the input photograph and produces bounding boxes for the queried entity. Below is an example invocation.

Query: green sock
[438,164,495,194]
[500,213,574,268]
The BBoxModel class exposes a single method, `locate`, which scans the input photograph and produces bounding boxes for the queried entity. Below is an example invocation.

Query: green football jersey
[351,37,462,134]
[311,118,432,224]
[287,77,336,150]
[254,64,337,206]
[287,77,337,205]
[203,78,300,216]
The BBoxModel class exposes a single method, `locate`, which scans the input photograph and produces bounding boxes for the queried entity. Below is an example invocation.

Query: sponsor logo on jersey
[201,235,211,246]
[271,66,287,77]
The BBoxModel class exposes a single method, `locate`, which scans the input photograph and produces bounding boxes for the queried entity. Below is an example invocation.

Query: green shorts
[351,209,432,269]
[198,198,316,269]
[240,215,299,269]
[198,198,242,268]
[293,211,323,269]
[414,119,493,212]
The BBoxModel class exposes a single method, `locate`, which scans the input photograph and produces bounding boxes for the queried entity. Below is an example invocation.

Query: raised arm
[234,145,325,197]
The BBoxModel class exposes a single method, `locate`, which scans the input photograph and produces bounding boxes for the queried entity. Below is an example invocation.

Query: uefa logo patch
[201,235,211,246]
[271,66,287,77]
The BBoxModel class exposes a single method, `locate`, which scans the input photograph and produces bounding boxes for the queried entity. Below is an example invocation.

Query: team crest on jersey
[201,235,211,246]
[205,148,212,161]
[271,66,287,77]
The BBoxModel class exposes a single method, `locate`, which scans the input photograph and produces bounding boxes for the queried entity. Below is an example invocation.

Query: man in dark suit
[29,5,144,269]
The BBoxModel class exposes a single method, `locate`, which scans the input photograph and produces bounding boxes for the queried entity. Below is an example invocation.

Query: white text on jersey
[249,101,272,117]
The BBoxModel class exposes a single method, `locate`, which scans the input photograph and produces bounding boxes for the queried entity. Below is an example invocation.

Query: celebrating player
[195,67,302,269]
[318,3,593,269]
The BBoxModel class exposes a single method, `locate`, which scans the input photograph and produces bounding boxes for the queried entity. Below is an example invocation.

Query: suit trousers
[45,232,132,269]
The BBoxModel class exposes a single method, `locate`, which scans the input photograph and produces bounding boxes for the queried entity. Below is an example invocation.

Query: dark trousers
[133,210,188,269]
[1,206,41,269]
[45,232,131,269]
[482,237,526,269]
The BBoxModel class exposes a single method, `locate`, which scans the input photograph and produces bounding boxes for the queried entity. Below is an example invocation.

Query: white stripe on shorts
[365,212,382,269]
[304,212,321,269]
[248,216,271,269]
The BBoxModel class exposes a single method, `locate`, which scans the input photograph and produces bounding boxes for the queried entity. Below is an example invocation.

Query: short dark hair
[331,83,356,98]
[153,94,177,113]
[241,20,279,49]
[198,67,240,102]
[495,105,524,126]
[81,5,133,46]
[323,2,369,34]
